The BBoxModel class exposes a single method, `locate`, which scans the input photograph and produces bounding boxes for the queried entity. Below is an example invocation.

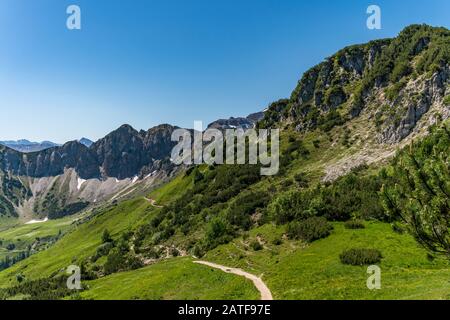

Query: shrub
[294,173,309,188]
[169,247,180,257]
[145,247,161,259]
[312,139,320,149]
[225,191,270,230]
[125,255,144,271]
[104,248,143,274]
[272,237,282,245]
[287,217,333,242]
[191,245,204,258]
[281,179,294,188]
[102,229,113,244]
[104,248,125,275]
[444,95,450,106]
[385,78,407,101]
[391,222,405,234]
[390,60,412,82]
[381,123,450,257]
[267,190,318,224]
[92,242,114,261]
[204,217,233,249]
[16,273,25,283]
[339,248,382,265]
[250,240,263,251]
[344,220,365,229]
[192,168,204,183]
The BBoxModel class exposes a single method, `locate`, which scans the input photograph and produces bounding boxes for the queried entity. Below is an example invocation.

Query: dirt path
[193,260,273,300]
[144,197,163,208]
[141,198,272,299]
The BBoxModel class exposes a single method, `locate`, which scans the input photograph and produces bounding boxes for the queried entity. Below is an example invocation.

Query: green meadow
[204,222,450,300]
[80,257,258,300]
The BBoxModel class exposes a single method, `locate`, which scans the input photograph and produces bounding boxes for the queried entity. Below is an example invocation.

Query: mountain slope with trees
[0,24,448,300]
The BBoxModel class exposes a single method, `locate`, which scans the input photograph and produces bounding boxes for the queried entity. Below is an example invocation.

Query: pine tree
[381,123,450,257]
[102,229,113,244]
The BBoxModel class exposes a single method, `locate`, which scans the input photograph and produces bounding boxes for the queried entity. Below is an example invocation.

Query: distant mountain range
[0,24,448,222]
[0,124,181,219]
[0,138,94,153]
[0,124,178,180]
[0,140,60,153]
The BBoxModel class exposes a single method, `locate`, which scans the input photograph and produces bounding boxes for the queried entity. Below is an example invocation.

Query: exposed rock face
[260,25,449,143]
[0,141,99,179]
[91,124,179,179]
[207,112,264,130]
[0,124,179,180]
[92,124,146,179]
[0,124,179,219]
[142,124,179,161]
[246,112,265,123]
[380,64,450,143]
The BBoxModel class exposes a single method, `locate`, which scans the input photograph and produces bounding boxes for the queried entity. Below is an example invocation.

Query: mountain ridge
[0,24,448,222]
[0,140,60,153]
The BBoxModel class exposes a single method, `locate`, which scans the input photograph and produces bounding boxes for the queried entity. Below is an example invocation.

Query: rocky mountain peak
[260,24,449,144]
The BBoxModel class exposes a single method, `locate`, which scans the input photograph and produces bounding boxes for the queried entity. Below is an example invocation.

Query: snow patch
[132,176,139,184]
[77,178,86,190]
[26,217,49,225]
[145,171,158,179]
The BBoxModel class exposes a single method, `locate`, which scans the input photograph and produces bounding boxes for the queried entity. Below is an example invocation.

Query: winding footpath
[144,197,164,208]
[194,260,273,300]
[142,196,272,299]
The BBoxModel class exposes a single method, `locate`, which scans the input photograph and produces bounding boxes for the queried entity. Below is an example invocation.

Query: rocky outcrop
[0,124,179,180]
[0,141,99,179]
[207,112,264,130]
[91,124,178,179]
[0,123,180,219]
[92,124,146,179]
[379,64,449,143]
[260,24,449,145]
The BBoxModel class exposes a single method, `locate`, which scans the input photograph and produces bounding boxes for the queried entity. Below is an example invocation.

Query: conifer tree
[381,123,450,257]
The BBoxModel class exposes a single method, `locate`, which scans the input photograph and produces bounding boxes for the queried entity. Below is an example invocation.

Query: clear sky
[0,0,448,143]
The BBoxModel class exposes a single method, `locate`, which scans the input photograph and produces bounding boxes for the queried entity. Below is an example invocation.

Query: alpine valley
[0,24,449,300]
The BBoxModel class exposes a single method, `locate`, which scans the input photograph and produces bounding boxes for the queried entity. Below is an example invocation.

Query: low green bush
[344,220,365,229]
[339,248,382,265]
[443,95,450,106]
[391,222,405,234]
[91,242,115,262]
[250,240,263,251]
[272,237,282,246]
[287,217,333,242]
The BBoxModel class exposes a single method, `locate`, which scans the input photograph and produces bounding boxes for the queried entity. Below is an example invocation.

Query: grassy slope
[1,175,449,299]
[204,222,450,300]
[149,171,193,205]
[0,216,75,260]
[74,131,450,300]
[1,123,448,299]
[80,257,259,300]
[0,198,153,287]
[0,198,259,300]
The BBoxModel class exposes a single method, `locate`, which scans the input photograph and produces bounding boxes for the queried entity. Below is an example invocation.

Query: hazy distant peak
[0,139,60,152]
[78,137,94,148]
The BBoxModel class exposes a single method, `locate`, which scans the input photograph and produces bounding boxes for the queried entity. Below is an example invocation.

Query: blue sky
[0,0,449,143]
